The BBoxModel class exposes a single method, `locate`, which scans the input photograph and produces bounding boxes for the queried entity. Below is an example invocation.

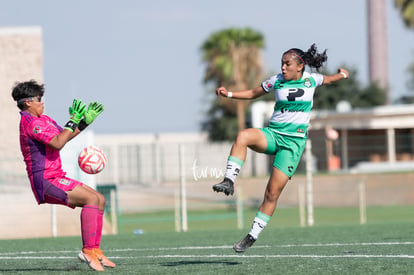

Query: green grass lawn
[0,206,413,274]
[118,205,414,234]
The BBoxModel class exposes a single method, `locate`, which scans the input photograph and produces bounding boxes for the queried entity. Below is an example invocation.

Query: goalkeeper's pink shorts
[41,176,84,208]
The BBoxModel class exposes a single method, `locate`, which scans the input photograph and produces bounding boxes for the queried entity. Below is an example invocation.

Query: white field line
[0,241,413,260]
[1,241,413,256]
[143,254,414,259]
[0,254,413,260]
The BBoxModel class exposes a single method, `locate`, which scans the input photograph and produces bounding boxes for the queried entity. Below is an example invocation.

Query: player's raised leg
[213,128,267,196]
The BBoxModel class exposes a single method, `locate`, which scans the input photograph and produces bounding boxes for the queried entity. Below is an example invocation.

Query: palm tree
[394,0,414,102]
[394,0,414,28]
[201,28,264,140]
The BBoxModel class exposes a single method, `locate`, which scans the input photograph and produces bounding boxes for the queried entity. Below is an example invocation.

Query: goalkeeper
[12,80,114,272]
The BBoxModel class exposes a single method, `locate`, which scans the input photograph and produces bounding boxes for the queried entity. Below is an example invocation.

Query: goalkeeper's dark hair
[11,80,45,110]
[284,43,328,72]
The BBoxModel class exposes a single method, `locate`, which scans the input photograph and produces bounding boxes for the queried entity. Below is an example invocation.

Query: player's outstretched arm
[323,68,349,85]
[216,86,266,100]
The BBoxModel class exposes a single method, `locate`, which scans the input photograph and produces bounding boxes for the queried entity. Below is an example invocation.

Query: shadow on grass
[0,265,83,272]
[161,260,239,266]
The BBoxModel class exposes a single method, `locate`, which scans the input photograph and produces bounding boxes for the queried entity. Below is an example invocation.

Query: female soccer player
[12,80,115,271]
[212,44,349,252]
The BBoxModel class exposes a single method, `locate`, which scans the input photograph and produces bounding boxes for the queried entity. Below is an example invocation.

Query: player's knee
[235,130,250,146]
[87,195,99,206]
[264,193,276,204]
[97,192,106,208]
[264,187,282,203]
[85,192,103,207]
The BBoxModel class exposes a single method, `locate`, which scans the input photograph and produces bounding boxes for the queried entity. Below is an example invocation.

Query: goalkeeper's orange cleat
[94,248,116,268]
[78,248,105,271]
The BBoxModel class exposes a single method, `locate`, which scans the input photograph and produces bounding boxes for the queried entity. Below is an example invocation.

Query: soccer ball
[78,145,107,174]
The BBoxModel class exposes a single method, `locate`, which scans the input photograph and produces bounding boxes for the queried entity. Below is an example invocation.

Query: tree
[313,67,387,110]
[200,28,264,141]
[394,1,414,103]
[396,53,414,103]
[408,54,414,91]
[394,0,414,28]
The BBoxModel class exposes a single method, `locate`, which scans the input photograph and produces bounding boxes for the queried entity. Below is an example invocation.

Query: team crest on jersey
[304,78,311,88]
[32,125,41,134]
[264,80,273,89]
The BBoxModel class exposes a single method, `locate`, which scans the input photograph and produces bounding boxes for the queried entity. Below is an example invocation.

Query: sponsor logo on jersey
[281,108,306,113]
[33,125,41,134]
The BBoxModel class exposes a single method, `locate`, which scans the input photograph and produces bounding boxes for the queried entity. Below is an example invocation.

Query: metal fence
[94,141,270,186]
[3,131,414,187]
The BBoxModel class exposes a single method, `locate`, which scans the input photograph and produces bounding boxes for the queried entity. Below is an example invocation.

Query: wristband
[64,121,77,132]
[78,119,89,131]
[227,91,233,98]
[340,72,348,79]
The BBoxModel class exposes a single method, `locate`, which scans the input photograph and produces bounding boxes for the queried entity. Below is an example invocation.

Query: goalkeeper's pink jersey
[19,111,67,203]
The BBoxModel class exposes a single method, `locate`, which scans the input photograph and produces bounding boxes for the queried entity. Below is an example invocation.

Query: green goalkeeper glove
[84,101,104,124]
[78,101,104,131]
[64,99,86,132]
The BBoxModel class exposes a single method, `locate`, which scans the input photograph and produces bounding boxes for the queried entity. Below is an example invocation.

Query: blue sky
[1,0,413,133]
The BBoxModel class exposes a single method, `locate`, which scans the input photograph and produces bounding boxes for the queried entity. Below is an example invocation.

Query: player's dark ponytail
[286,43,328,72]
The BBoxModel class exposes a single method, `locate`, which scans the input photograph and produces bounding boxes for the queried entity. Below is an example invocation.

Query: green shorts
[260,127,307,178]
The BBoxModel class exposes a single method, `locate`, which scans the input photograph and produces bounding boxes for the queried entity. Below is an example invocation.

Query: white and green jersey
[261,71,324,138]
